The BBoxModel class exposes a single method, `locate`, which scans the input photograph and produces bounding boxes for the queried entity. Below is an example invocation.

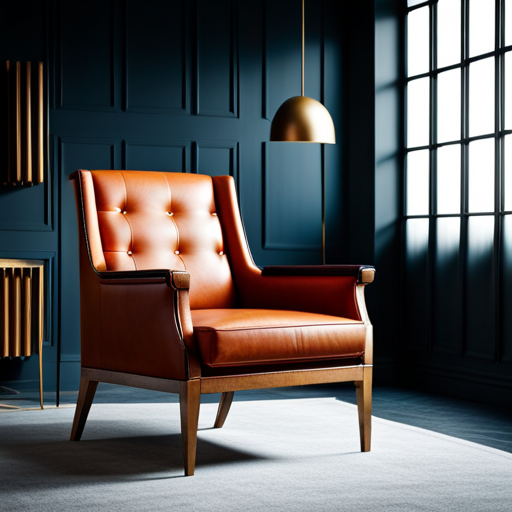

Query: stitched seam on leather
[352,282,361,320]
[164,171,172,214]
[206,352,365,367]
[80,171,95,271]
[164,173,186,270]
[173,219,186,268]
[120,172,136,270]
[194,322,364,332]
[210,331,215,367]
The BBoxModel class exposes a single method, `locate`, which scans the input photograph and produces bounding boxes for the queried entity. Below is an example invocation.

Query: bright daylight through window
[404,0,512,356]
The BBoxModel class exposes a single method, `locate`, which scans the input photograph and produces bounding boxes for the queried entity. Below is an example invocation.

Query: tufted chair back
[79,170,238,310]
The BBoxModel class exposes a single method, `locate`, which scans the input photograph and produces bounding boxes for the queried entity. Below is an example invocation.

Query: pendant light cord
[301,0,305,97]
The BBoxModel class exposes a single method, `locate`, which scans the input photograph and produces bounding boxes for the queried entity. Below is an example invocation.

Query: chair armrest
[237,265,375,320]
[258,265,374,365]
[79,268,195,380]
[261,265,375,284]
[93,268,191,290]
[95,269,171,280]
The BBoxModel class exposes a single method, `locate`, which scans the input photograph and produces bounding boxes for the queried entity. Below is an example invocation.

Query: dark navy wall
[342,0,402,384]
[373,0,403,384]
[0,0,60,391]
[3,0,396,394]
[1,0,504,407]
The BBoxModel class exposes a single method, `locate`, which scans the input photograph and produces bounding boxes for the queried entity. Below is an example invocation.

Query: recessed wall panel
[125,0,187,113]
[195,140,237,179]
[196,0,237,117]
[0,183,51,231]
[125,140,189,173]
[264,142,321,250]
[465,216,496,360]
[58,0,117,110]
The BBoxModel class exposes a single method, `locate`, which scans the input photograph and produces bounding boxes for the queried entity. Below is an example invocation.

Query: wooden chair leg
[355,367,372,452]
[213,391,234,428]
[70,373,98,441]
[179,379,201,476]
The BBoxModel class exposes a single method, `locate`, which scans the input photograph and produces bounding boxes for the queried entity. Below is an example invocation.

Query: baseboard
[373,357,397,386]
[0,379,41,393]
[400,367,512,408]
[0,361,80,394]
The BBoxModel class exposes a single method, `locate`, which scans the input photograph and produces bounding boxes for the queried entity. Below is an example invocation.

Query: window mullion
[462,0,469,215]
[431,1,437,216]
[428,1,436,356]
[459,0,470,359]
[496,0,502,214]
[495,0,504,364]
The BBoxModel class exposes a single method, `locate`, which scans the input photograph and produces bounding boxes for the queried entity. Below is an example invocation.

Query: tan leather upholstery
[70,169,375,476]
[212,175,361,319]
[192,309,365,367]
[88,170,236,309]
[78,170,367,372]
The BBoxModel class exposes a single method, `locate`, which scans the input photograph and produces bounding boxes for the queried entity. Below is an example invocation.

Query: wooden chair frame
[70,267,373,476]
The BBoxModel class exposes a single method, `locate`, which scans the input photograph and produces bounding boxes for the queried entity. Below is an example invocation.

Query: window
[404,0,512,360]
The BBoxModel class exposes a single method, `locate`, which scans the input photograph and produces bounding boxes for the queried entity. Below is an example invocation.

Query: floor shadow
[0,423,264,486]
[3,382,512,454]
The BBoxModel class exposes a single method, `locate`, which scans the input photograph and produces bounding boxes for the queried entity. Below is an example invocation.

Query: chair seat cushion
[191,309,366,368]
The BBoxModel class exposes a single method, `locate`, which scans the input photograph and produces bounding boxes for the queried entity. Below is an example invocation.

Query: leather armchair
[70,169,375,476]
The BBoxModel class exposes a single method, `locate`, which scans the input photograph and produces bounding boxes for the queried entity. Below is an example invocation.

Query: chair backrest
[78,170,238,310]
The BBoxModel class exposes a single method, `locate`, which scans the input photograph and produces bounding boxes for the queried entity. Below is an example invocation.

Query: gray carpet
[1,398,511,511]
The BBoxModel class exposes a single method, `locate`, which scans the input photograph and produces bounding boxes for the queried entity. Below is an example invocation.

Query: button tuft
[166,211,174,216]
[127,251,133,256]
[114,207,121,213]
[122,211,127,215]
[219,251,224,256]
[175,250,180,255]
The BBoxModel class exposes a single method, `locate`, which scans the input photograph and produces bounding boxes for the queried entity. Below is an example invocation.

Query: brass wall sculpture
[1,61,47,186]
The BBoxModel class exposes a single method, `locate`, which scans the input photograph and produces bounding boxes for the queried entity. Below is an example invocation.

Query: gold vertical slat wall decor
[0,259,45,409]
[0,260,44,359]
[1,61,46,186]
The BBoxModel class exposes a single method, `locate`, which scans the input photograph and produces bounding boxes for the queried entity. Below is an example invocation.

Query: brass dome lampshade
[270,0,335,144]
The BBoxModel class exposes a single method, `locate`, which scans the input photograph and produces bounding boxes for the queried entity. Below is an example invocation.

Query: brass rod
[38,62,44,184]
[37,266,44,409]
[26,62,33,183]
[6,61,10,184]
[2,270,8,358]
[15,62,21,183]
[301,0,305,97]
[13,269,21,358]
[322,152,326,265]
[23,269,31,356]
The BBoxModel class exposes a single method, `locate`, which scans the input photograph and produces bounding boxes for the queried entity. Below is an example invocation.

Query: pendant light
[270,0,335,144]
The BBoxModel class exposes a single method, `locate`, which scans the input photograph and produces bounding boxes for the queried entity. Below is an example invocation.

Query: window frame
[404,0,512,359]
